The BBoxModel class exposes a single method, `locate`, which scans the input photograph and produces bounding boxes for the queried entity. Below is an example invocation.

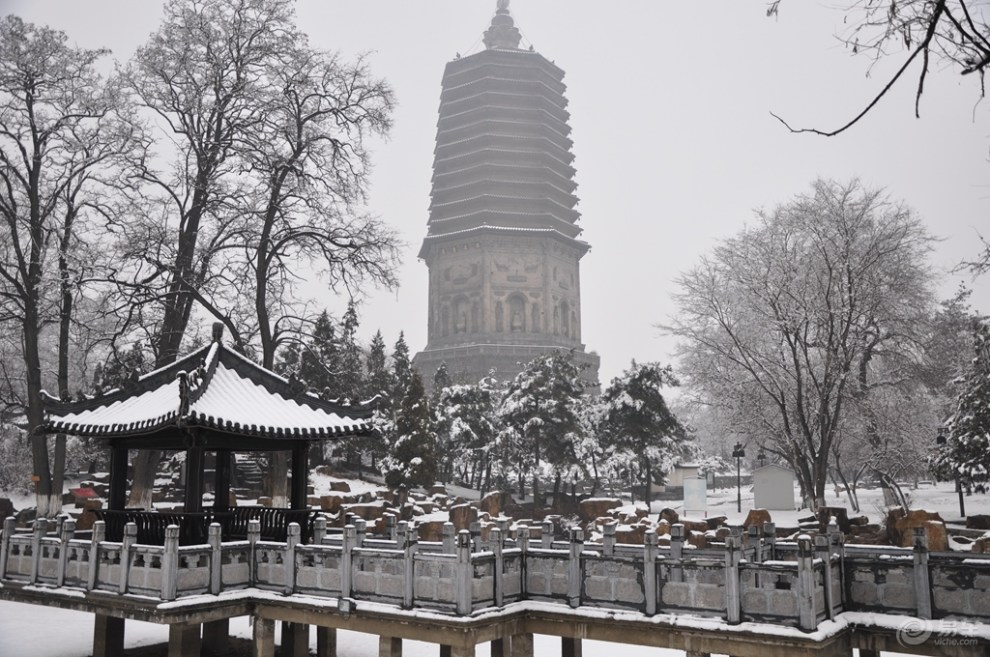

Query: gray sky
[4,0,989,385]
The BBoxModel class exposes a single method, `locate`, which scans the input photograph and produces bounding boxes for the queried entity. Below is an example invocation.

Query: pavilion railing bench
[93,507,320,545]
[93,509,229,545]
[222,506,320,543]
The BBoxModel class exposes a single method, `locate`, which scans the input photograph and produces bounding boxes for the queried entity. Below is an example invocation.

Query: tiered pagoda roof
[419,2,587,259]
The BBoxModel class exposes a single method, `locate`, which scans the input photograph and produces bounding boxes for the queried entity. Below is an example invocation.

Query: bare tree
[667,179,936,510]
[0,15,134,515]
[770,1,990,136]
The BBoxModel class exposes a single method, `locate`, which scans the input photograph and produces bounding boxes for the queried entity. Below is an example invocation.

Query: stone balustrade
[3,516,990,632]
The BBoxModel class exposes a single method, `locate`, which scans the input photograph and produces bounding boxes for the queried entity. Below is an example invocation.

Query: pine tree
[392,331,412,399]
[435,373,500,491]
[299,311,338,394]
[598,361,688,507]
[432,361,452,404]
[498,351,585,507]
[381,370,437,488]
[338,300,364,401]
[931,320,990,490]
[365,330,395,401]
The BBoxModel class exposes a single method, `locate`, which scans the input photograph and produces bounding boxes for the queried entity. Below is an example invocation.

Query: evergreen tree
[598,361,688,507]
[381,370,437,488]
[432,361,452,404]
[338,300,364,401]
[365,330,395,401]
[392,331,412,398]
[498,351,585,507]
[931,320,990,491]
[435,373,500,491]
[274,342,301,378]
[298,311,338,394]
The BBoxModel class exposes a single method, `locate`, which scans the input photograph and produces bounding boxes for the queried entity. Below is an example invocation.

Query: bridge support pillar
[380,636,403,657]
[510,633,533,657]
[93,614,125,657]
[168,622,201,657]
[316,626,336,657]
[562,637,582,657]
[281,621,309,657]
[202,619,229,653]
[253,617,275,657]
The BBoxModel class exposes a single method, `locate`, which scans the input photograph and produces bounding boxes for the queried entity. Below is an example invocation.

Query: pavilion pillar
[290,443,308,510]
[316,626,337,657]
[214,449,231,511]
[108,444,128,511]
[185,445,204,513]
[561,637,582,657]
[92,614,125,657]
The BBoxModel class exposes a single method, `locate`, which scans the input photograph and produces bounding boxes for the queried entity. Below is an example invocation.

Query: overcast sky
[4,0,989,385]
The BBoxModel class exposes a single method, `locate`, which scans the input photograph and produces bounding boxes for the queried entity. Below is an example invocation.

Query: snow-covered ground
[1,478,986,655]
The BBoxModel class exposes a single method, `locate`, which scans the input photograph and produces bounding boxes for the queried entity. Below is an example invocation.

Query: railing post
[285,522,300,595]
[88,521,105,591]
[161,524,179,601]
[724,535,741,624]
[541,520,554,549]
[814,534,834,620]
[670,523,684,583]
[400,521,417,609]
[796,535,817,631]
[354,519,366,547]
[491,527,504,606]
[644,530,657,615]
[913,526,932,619]
[313,515,327,545]
[470,520,483,551]
[603,522,617,557]
[30,518,47,584]
[763,522,776,560]
[247,519,260,587]
[118,522,136,594]
[208,522,222,595]
[442,522,456,553]
[517,526,530,599]
[0,516,15,579]
[568,528,583,608]
[341,524,355,598]
[747,525,760,559]
[56,518,75,587]
[456,529,472,615]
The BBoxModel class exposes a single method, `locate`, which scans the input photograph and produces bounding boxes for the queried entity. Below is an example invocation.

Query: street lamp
[732,442,746,513]
[936,427,966,518]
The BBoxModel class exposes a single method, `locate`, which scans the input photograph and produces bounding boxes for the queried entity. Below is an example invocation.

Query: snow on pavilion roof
[40,338,373,440]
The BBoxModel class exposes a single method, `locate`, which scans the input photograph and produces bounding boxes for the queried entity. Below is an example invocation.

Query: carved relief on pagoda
[434,293,483,339]
[491,254,541,287]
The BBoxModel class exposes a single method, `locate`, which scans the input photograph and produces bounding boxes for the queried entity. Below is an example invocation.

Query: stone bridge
[1,516,987,657]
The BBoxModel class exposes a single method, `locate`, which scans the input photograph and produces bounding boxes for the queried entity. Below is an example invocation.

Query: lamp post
[732,442,746,513]
[936,427,966,518]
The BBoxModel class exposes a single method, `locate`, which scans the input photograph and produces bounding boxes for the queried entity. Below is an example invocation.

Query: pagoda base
[413,343,600,394]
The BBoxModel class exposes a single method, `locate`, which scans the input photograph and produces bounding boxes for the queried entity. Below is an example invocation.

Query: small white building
[753,464,796,510]
[668,464,700,487]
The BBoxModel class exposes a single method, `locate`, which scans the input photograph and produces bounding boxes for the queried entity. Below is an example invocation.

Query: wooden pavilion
[39,323,373,543]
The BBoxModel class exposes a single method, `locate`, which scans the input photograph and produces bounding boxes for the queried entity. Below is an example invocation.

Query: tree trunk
[24,300,53,516]
[643,458,652,511]
[552,471,561,510]
[128,451,159,509]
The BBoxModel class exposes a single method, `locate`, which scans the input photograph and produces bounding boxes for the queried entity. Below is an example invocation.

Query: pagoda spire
[483,0,522,50]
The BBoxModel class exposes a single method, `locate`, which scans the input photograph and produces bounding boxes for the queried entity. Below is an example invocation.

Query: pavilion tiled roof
[40,336,373,440]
